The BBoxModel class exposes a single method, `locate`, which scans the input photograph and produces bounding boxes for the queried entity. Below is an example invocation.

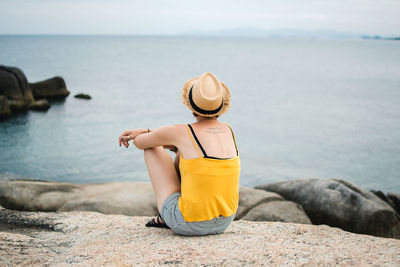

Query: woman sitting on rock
[118,73,240,236]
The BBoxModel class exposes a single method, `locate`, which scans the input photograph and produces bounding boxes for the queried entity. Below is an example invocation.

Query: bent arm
[133,125,178,150]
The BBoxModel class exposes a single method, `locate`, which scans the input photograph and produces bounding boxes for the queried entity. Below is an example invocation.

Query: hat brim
[181,76,231,117]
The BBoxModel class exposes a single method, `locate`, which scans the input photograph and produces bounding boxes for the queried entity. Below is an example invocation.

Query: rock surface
[0,180,312,225]
[256,178,400,239]
[388,192,400,215]
[236,187,284,219]
[0,180,158,216]
[236,187,311,224]
[242,200,312,224]
[1,207,399,266]
[371,190,400,217]
[30,76,70,99]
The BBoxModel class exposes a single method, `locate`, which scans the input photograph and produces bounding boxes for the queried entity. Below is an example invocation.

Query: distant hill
[180,27,398,40]
[361,35,400,41]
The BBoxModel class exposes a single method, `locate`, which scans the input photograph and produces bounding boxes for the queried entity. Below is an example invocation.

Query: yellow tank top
[178,124,240,222]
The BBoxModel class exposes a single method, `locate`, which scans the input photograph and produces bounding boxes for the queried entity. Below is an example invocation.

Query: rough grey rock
[388,192,400,215]
[0,180,311,224]
[236,187,311,224]
[235,187,284,220]
[1,208,399,266]
[242,200,312,224]
[74,93,91,99]
[0,180,158,216]
[29,76,70,99]
[371,190,400,217]
[256,178,400,239]
[0,95,11,118]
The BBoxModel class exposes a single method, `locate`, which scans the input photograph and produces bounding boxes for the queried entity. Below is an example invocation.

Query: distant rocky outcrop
[0,65,69,119]
[30,76,69,99]
[74,93,91,100]
[256,178,400,239]
[1,207,399,266]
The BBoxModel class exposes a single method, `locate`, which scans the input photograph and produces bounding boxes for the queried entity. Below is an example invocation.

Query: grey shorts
[161,192,236,236]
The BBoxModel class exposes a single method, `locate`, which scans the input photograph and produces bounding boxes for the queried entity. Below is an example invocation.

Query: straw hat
[181,72,231,117]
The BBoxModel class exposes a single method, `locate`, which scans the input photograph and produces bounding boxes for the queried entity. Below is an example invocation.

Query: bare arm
[133,125,178,150]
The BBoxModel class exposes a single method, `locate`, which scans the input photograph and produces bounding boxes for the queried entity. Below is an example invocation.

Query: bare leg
[144,146,181,213]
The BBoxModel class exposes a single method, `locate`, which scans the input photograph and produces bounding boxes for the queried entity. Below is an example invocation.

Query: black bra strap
[226,124,239,156]
[187,124,208,157]
[225,123,239,156]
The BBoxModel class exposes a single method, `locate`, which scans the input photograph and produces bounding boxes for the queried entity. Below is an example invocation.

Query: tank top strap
[225,123,239,156]
[186,124,208,157]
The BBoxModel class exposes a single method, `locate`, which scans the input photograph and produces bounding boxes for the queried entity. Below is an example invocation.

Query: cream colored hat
[181,72,231,117]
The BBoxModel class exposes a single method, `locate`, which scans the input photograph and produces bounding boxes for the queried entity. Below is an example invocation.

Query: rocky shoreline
[1,177,400,265]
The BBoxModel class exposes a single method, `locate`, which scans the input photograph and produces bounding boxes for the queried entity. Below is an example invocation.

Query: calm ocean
[0,35,399,192]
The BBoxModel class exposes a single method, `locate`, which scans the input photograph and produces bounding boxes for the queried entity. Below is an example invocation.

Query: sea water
[0,35,399,192]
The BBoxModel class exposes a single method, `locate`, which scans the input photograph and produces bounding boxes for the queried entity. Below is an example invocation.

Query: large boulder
[1,209,400,266]
[388,192,400,215]
[236,187,283,219]
[371,190,400,217]
[4,66,35,106]
[0,66,27,111]
[0,95,11,118]
[0,179,313,225]
[237,187,311,224]
[242,200,312,224]
[0,180,157,216]
[29,76,70,99]
[256,179,400,238]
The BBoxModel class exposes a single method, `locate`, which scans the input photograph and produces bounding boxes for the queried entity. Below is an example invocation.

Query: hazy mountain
[180,27,361,39]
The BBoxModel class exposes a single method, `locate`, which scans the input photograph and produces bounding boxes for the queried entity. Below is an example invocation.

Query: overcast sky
[0,0,399,36]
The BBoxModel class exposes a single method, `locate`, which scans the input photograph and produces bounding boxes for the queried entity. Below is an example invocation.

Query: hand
[118,129,143,148]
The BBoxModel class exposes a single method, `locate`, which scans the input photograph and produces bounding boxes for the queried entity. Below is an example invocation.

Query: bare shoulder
[173,124,187,131]
[152,124,186,139]
[156,124,186,132]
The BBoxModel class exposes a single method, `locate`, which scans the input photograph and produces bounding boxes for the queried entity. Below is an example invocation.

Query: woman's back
[179,119,238,160]
[177,118,240,222]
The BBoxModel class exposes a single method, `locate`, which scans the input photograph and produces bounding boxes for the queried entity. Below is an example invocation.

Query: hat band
[189,86,223,115]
